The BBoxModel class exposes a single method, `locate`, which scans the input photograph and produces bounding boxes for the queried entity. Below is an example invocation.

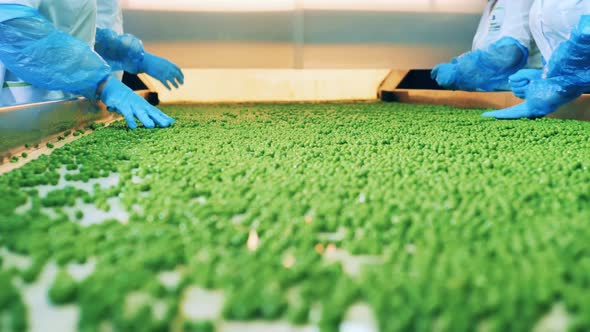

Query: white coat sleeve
[96,0,123,34]
[496,0,535,51]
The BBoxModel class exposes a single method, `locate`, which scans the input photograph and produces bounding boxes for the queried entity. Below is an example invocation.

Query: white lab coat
[0,0,121,106]
[529,0,590,62]
[97,0,123,34]
[472,0,542,68]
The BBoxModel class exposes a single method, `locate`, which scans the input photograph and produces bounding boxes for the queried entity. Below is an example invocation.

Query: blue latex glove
[483,78,578,119]
[94,29,184,89]
[138,53,184,90]
[483,16,590,119]
[431,62,458,90]
[100,77,175,129]
[431,37,529,92]
[94,28,144,73]
[0,9,110,99]
[509,69,543,99]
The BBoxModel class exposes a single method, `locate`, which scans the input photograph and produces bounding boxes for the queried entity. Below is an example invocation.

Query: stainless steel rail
[0,98,114,158]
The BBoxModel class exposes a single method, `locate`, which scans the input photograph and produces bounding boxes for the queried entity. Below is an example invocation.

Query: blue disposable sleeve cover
[0,11,111,99]
[523,14,590,107]
[545,15,590,87]
[0,4,39,23]
[94,28,145,74]
[453,37,529,91]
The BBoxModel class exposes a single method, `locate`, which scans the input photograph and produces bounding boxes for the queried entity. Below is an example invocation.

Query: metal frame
[0,70,156,161]
[0,97,119,162]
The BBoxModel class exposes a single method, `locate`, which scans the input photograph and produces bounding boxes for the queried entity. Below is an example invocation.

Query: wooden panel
[390,89,522,109]
[377,70,410,98]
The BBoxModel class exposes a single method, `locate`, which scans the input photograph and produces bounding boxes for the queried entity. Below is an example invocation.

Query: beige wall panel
[302,44,463,69]
[144,42,296,69]
[143,42,464,69]
[148,69,390,103]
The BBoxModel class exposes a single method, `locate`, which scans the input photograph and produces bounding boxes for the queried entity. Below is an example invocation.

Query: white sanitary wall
[122,0,484,13]
[119,0,487,103]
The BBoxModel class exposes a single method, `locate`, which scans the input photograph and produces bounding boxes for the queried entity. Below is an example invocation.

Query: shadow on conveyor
[380,69,445,102]
[395,70,445,90]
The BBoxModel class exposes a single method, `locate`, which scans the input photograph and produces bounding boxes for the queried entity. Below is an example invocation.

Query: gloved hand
[431,37,529,92]
[94,28,184,89]
[509,69,543,99]
[138,53,184,90]
[100,77,175,129]
[431,63,458,89]
[483,16,590,119]
[481,102,549,119]
[482,76,583,119]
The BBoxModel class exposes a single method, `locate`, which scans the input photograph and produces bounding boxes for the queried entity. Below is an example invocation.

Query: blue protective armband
[546,15,590,86]
[0,4,39,23]
[0,12,111,99]
[452,37,529,91]
[94,28,144,74]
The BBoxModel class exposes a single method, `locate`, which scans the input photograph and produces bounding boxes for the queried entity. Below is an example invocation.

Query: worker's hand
[139,53,184,90]
[483,75,586,120]
[481,102,549,119]
[431,63,458,89]
[482,103,545,119]
[509,69,543,99]
[99,78,175,129]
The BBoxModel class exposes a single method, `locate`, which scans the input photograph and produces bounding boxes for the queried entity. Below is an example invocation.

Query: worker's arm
[95,28,184,90]
[483,16,590,119]
[433,0,536,92]
[431,36,529,92]
[94,28,144,73]
[0,8,110,99]
[0,5,174,129]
